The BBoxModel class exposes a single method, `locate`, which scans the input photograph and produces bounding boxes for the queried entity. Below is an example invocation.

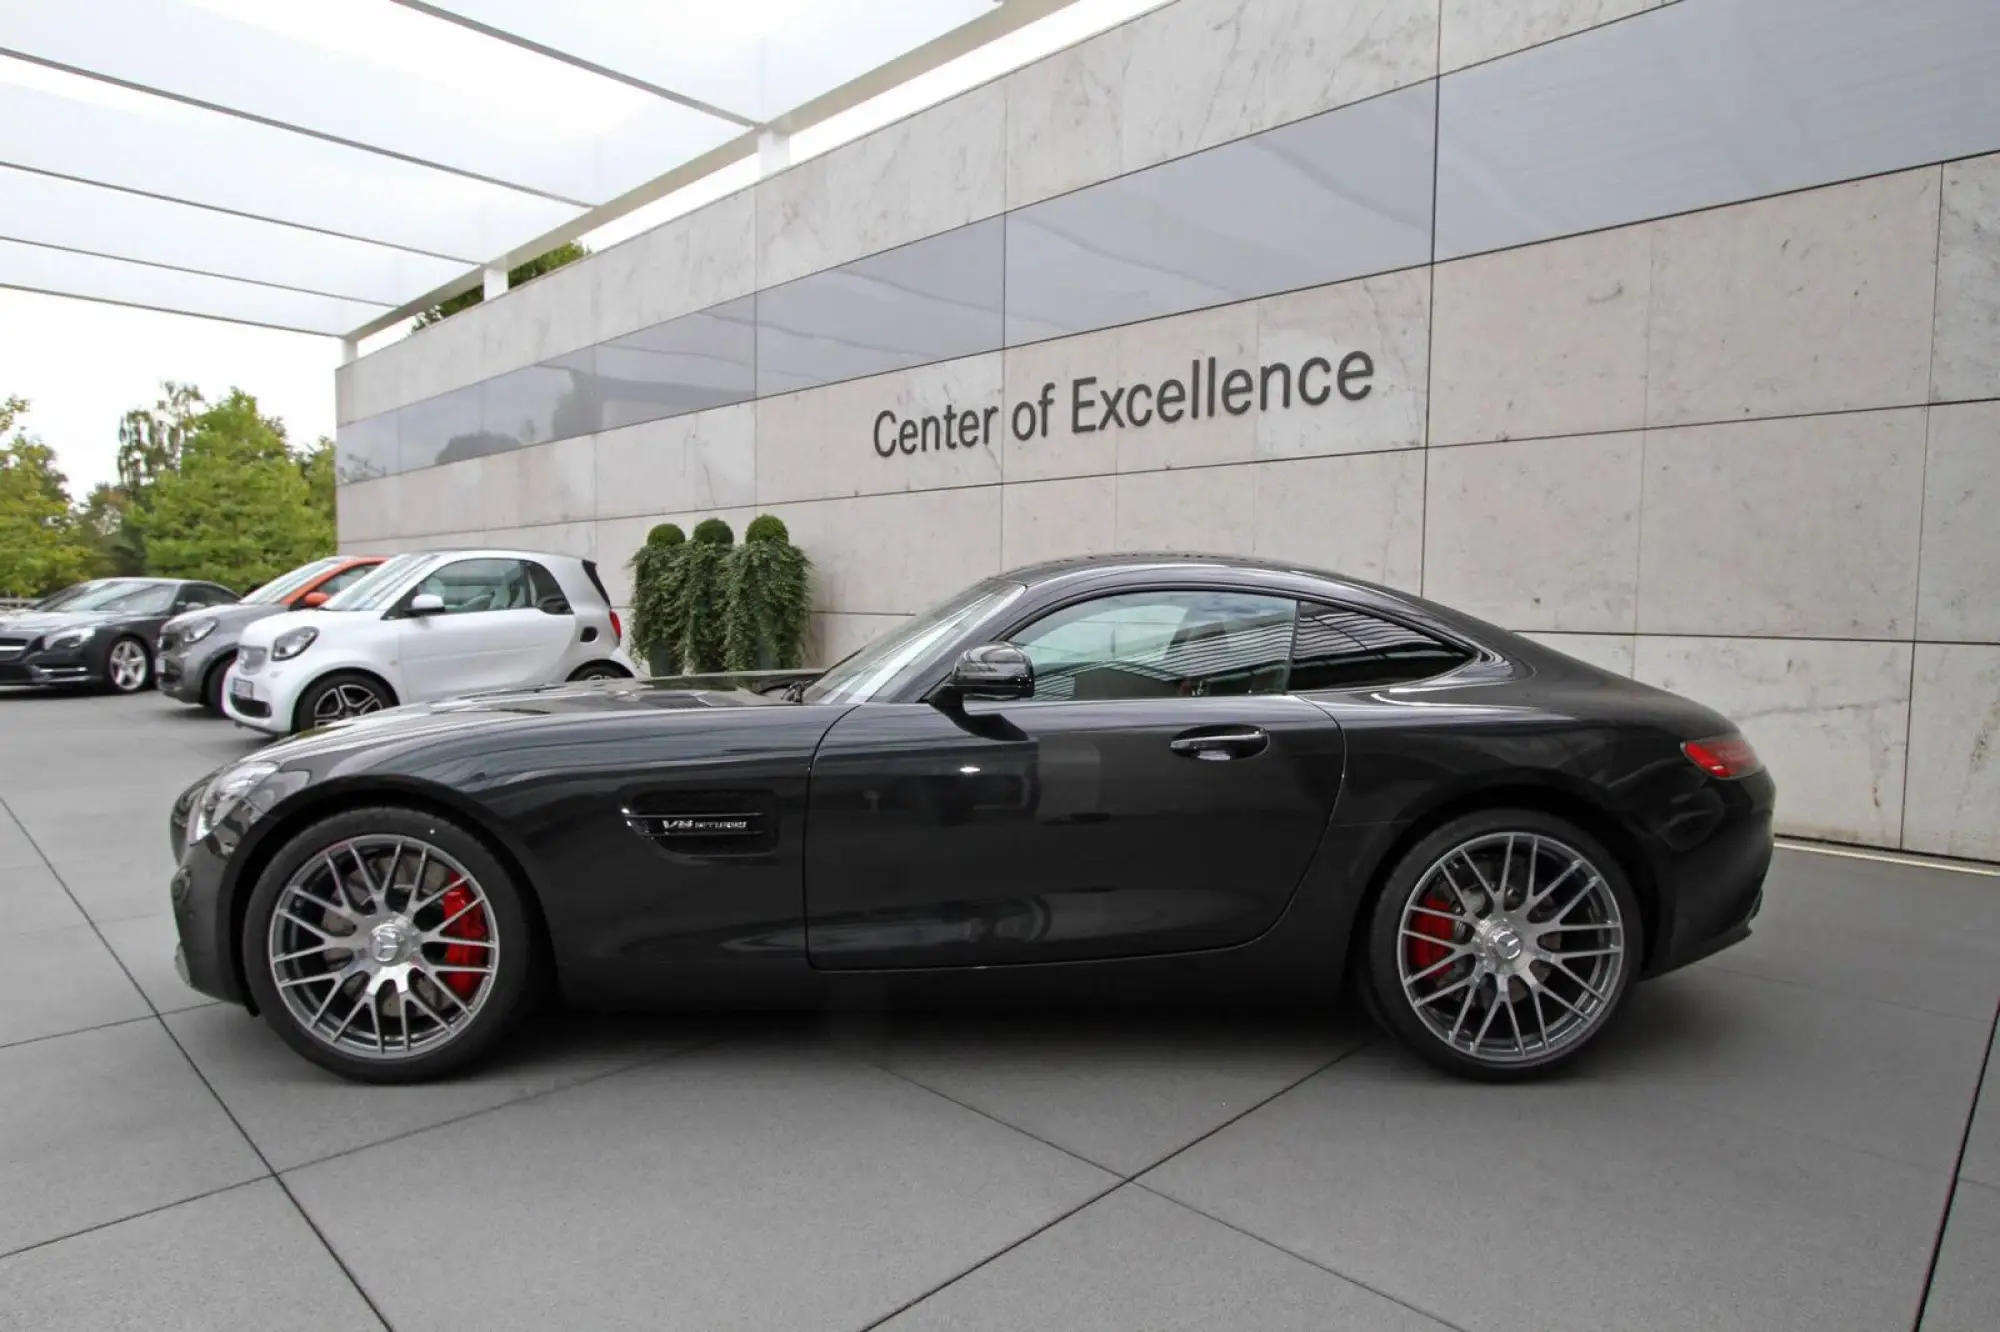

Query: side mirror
[299,591,329,609]
[406,592,446,616]
[935,643,1033,709]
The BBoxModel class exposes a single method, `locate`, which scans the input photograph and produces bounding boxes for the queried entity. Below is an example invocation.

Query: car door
[803,589,1346,970]
[396,557,578,700]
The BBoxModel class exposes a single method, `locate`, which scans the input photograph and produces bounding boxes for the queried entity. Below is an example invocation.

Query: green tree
[116,381,204,495]
[77,483,143,576]
[129,391,333,591]
[0,398,95,597]
[414,242,589,330]
[299,436,336,532]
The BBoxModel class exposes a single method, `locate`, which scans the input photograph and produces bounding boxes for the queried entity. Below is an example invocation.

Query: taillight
[1683,734,1762,779]
[609,611,622,643]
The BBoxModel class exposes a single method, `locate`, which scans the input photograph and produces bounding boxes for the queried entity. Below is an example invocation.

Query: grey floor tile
[841,1010,1365,1176]
[1710,849,2000,1020]
[97,912,217,1015]
[878,1184,1450,1332]
[0,921,150,1047]
[0,1179,381,1332]
[46,849,178,925]
[0,1021,266,1255]
[168,1005,709,1170]
[285,1043,1116,1332]
[1959,1022,2000,1189]
[1586,965,1991,1170]
[1921,1179,2000,1332]
[1144,1047,1950,1332]
[0,857,88,934]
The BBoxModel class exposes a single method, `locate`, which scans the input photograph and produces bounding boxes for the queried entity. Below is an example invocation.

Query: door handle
[1169,726,1269,761]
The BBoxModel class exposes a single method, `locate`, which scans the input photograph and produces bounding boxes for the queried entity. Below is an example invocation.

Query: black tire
[1362,808,1643,1081]
[102,635,153,694]
[292,671,395,733]
[567,661,631,681]
[201,654,235,716]
[240,806,541,1083]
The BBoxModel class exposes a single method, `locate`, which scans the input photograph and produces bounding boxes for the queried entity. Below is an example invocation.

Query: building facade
[334,0,2000,861]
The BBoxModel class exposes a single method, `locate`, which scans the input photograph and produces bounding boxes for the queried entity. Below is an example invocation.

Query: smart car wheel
[201,654,234,715]
[241,807,539,1083]
[104,636,151,694]
[567,661,629,681]
[294,672,393,731]
[1364,810,1642,1081]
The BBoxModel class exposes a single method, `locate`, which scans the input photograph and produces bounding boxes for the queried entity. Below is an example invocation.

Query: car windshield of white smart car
[321,553,439,611]
[60,580,177,614]
[802,581,1025,705]
[242,558,340,605]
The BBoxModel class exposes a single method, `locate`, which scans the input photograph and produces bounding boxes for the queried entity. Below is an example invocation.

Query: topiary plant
[724,515,812,671]
[627,523,685,676]
[673,518,735,673]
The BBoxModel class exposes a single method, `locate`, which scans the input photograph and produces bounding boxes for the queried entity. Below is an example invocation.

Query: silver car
[156,556,384,713]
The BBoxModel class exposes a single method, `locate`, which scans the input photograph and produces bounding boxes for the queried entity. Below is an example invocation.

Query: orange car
[156,556,387,713]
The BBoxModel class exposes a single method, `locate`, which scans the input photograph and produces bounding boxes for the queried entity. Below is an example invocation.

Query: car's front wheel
[1363,809,1642,1080]
[293,671,394,732]
[201,654,235,715]
[241,807,539,1082]
[104,636,152,694]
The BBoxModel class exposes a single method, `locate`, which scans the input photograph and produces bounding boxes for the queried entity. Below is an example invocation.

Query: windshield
[57,581,177,614]
[33,581,104,609]
[323,552,436,611]
[803,581,1025,705]
[243,557,340,605]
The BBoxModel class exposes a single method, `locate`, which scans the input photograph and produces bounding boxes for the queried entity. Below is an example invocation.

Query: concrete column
[758,127,791,176]
[339,337,358,366]
[483,263,508,300]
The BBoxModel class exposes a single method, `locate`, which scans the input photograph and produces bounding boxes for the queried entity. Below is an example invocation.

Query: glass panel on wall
[396,383,488,472]
[597,295,758,432]
[1005,81,1437,346]
[334,412,399,484]
[1433,0,2000,260]
[756,218,1004,396]
[481,347,600,450]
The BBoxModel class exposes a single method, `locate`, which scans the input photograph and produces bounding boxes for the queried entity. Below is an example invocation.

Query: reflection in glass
[597,296,757,431]
[1005,82,1436,344]
[757,220,1004,396]
[481,348,600,451]
[335,412,399,482]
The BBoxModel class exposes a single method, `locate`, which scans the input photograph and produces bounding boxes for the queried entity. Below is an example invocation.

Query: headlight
[271,626,318,660]
[44,626,95,651]
[188,761,279,844]
[181,618,218,644]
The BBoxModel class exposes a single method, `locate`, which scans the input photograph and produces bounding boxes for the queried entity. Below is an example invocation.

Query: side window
[1289,603,1473,691]
[314,565,374,597]
[525,562,571,614]
[411,558,536,614]
[182,584,231,607]
[1008,590,1296,701]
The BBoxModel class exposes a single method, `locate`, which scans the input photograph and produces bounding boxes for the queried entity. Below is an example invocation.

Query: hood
[165,602,284,636]
[256,673,822,764]
[0,608,138,635]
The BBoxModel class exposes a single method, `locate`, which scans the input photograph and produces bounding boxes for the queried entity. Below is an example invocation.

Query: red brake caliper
[1406,892,1458,972]
[437,881,488,999]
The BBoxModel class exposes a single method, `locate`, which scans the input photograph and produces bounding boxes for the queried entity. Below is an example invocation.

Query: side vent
[622,790,778,857]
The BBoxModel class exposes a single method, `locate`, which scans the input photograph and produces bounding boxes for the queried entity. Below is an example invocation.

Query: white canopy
[0,0,1085,338]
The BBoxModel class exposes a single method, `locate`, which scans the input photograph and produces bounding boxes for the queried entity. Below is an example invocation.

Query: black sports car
[0,577,239,692]
[167,555,1774,1084]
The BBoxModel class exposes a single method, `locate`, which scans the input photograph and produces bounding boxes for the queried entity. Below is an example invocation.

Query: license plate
[230,676,255,701]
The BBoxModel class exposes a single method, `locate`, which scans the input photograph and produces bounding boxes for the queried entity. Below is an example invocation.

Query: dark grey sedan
[0,578,238,693]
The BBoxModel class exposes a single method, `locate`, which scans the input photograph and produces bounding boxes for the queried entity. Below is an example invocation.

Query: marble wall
[335,0,2000,860]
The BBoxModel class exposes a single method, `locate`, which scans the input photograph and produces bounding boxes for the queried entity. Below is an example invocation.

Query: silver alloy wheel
[1396,832,1626,1067]
[266,835,499,1061]
[107,639,149,692]
[314,681,384,723]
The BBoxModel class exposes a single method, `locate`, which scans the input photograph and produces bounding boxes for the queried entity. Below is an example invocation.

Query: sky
[2,0,1161,499]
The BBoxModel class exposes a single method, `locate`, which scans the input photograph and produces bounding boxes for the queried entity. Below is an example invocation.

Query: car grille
[157,628,179,651]
[237,646,268,675]
[0,636,25,660]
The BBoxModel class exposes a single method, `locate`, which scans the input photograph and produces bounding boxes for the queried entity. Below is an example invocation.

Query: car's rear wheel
[201,654,235,715]
[567,661,630,682]
[241,807,539,1083]
[104,636,151,694]
[1363,809,1642,1080]
[294,672,393,732]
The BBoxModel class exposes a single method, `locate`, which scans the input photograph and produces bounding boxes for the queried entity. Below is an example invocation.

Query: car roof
[386,548,582,563]
[997,552,1396,599]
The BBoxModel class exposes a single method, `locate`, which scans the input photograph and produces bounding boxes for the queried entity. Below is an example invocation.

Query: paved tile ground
[0,687,1995,1331]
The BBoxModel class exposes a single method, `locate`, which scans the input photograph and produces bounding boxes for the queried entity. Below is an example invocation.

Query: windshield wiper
[781,679,808,703]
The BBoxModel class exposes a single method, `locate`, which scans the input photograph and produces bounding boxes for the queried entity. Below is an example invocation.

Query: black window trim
[1288,598,1488,695]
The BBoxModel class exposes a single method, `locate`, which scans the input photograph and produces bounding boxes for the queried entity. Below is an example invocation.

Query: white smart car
[221,549,635,735]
